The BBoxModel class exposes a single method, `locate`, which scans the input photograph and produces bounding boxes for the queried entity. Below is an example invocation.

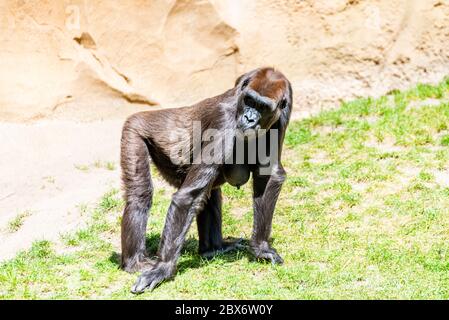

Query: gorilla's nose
[244,114,255,124]
[241,107,261,129]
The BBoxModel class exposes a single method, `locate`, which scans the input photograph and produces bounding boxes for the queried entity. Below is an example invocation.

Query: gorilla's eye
[241,78,250,89]
[243,95,257,109]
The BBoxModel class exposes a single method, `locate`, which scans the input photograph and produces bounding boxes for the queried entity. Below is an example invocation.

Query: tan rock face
[0,0,448,121]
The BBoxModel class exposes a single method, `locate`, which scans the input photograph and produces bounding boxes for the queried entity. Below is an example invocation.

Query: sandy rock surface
[1,0,448,121]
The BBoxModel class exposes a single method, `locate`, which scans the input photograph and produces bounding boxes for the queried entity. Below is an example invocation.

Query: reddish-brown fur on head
[249,68,287,102]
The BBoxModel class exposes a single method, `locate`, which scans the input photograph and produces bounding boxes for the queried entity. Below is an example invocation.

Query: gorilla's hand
[251,241,284,265]
[130,261,175,294]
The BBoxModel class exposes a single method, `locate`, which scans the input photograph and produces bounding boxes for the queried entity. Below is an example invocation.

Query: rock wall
[1,0,448,121]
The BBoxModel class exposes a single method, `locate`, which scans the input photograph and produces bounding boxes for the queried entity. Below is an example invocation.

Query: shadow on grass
[108,233,252,274]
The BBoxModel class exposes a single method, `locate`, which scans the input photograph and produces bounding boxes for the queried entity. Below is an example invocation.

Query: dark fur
[120,67,292,293]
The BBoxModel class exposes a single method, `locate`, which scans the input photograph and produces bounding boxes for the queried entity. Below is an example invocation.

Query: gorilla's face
[236,68,290,133]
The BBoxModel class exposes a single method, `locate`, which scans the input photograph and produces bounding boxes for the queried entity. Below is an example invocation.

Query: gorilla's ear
[279,97,287,109]
[281,81,293,111]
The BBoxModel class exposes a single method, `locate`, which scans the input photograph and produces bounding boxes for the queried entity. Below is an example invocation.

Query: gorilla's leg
[197,188,242,258]
[120,116,154,273]
[250,165,285,265]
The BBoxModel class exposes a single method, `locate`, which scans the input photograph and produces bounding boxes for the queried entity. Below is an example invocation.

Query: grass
[43,176,55,184]
[6,211,32,233]
[1,77,449,299]
[76,160,117,172]
[94,160,116,171]
[74,164,90,172]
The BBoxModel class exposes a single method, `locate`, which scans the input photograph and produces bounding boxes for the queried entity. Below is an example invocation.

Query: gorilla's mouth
[237,124,262,140]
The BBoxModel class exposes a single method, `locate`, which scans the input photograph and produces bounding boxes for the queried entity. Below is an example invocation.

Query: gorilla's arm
[131,164,220,293]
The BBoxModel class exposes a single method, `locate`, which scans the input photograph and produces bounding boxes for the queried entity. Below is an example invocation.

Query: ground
[1,77,449,299]
[0,120,124,260]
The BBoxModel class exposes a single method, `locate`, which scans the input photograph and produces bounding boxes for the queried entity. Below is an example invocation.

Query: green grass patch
[1,77,449,299]
[6,211,32,233]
